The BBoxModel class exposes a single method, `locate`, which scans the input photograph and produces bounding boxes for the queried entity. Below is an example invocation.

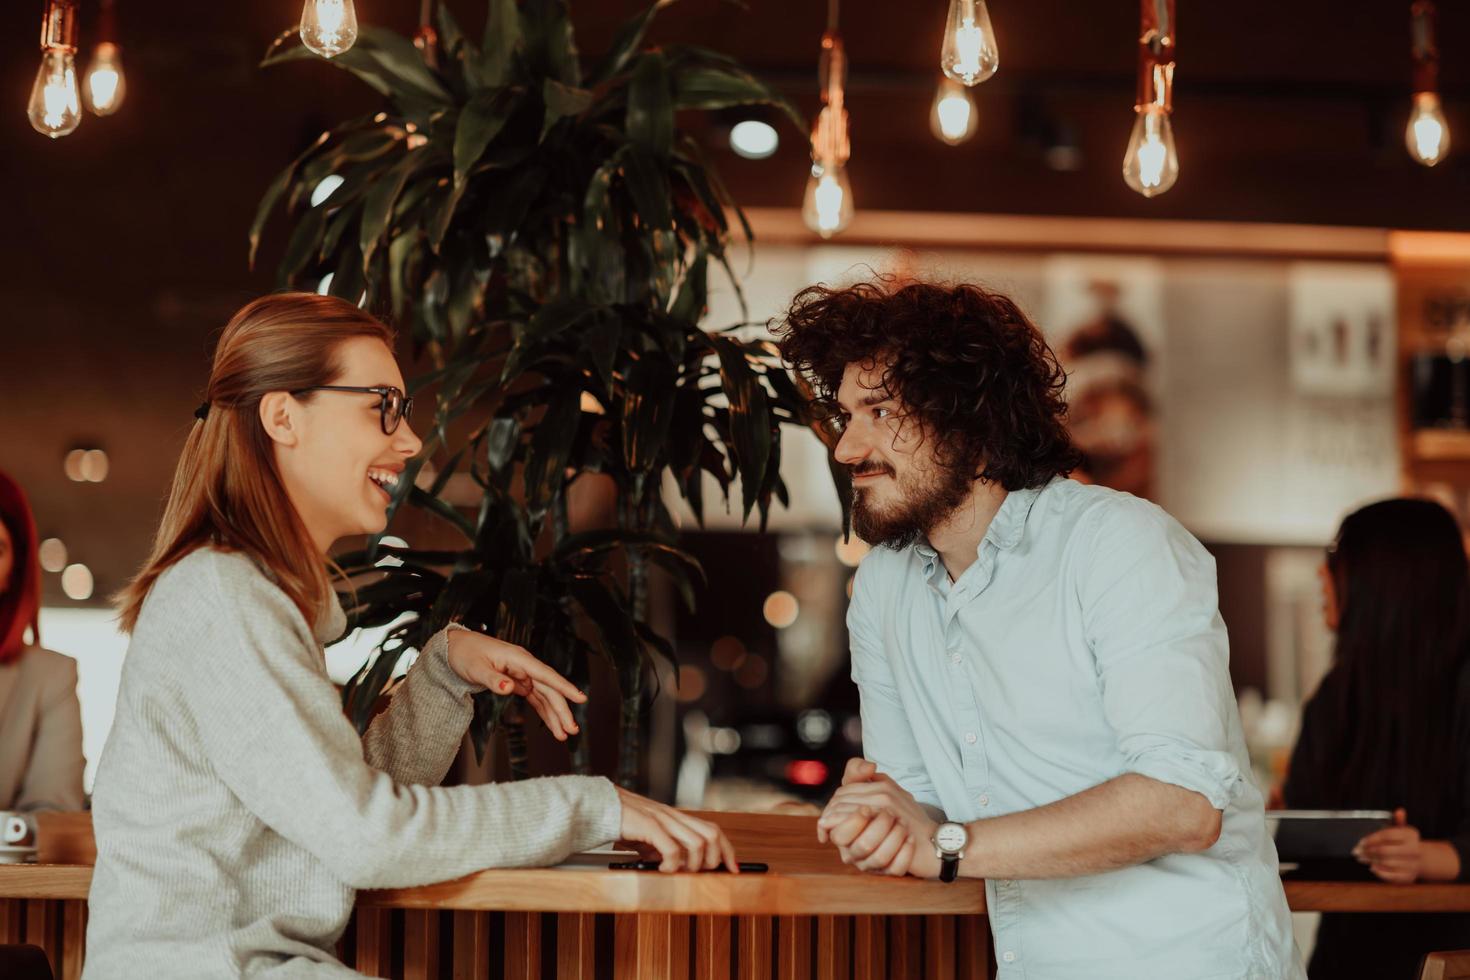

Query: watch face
[936,823,967,852]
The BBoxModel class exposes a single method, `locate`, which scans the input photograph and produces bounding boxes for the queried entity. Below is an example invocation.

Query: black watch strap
[939,854,959,883]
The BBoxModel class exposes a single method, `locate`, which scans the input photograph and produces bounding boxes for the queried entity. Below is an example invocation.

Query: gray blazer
[0,646,85,811]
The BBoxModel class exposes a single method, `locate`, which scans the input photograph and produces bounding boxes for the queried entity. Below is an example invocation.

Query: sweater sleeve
[15,653,86,812]
[361,625,479,786]
[172,556,622,890]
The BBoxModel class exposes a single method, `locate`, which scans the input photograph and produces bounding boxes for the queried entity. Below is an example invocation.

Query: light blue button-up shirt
[849,478,1304,980]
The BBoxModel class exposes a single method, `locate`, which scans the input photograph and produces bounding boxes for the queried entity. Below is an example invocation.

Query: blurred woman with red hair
[0,469,85,811]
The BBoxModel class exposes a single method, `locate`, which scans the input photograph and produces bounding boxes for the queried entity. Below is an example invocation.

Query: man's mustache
[850,462,894,479]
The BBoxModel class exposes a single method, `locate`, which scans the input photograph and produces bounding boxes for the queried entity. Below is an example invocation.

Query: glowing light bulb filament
[954,21,982,79]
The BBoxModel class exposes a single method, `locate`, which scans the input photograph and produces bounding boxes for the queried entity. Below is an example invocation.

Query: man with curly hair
[777,278,1302,978]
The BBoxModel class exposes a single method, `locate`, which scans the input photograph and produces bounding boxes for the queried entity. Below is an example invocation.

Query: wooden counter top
[6,810,1470,914]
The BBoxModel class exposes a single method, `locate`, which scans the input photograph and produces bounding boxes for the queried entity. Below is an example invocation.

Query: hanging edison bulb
[803,26,855,238]
[802,164,855,238]
[82,0,125,116]
[300,0,359,58]
[83,42,125,115]
[1407,92,1450,166]
[1122,0,1178,197]
[930,77,978,145]
[28,1,81,138]
[940,0,999,86]
[1406,2,1449,167]
[1123,107,1178,196]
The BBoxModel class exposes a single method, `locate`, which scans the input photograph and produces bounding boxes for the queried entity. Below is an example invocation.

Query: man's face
[832,360,973,548]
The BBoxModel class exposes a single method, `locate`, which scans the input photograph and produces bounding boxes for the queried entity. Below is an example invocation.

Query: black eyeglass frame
[292,385,414,435]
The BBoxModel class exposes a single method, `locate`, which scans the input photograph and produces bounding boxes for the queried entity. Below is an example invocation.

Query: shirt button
[1002,951,1016,963]
[978,794,989,807]
[964,732,977,744]
[950,651,963,665]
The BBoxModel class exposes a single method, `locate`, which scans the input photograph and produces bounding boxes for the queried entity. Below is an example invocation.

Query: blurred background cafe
[3,0,1470,976]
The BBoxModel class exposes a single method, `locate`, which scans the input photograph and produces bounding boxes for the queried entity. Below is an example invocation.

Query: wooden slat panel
[61,899,86,980]
[778,916,811,980]
[0,899,22,944]
[925,916,955,978]
[852,915,885,980]
[403,909,439,980]
[504,911,541,980]
[737,914,772,980]
[451,910,491,980]
[955,915,988,980]
[556,912,596,980]
[816,915,849,980]
[695,915,731,980]
[890,917,921,979]
[25,899,58,964]
[615,914,690,980]
[354,907,393,978]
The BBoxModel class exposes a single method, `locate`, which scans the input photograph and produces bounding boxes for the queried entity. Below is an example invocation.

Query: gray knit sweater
[83,548,622,979]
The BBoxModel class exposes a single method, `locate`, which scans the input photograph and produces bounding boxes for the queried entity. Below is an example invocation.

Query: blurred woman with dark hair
[0,468,85,812]
[1284,497,1470,978]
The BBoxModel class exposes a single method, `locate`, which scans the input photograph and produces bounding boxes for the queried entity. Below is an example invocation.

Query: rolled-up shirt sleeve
[1077,497,1243,811]
[848,561,942,812]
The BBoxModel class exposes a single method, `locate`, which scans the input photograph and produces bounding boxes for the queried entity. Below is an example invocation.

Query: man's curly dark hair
[774,277,1081,492]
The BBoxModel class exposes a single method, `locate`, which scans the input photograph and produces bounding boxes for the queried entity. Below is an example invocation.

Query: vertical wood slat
[778,916,812,980]
[0,898,23,944]
[451,910,491,980]
[556,912,596,980]
[852,915,885,980]
[695,915,731,980]
[61,899,86,980]
[816,915,849,980]
[403,909,438,980]
[615,914,691,980]
[955,915,988,980]
[737,915,772,980]
[925,916,955,978]
[354,907,393,978]
[26,899,58,967]
[504,912,541,980]
[891,917,922,979]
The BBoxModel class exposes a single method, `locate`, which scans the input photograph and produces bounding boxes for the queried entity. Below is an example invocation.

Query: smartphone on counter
[608,860,769,873]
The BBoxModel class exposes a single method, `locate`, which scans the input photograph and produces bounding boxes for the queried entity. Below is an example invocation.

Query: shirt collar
[913,480,1051,577]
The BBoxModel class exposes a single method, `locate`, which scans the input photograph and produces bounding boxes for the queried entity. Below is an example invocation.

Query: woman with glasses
[0,469,85,813]
[1283,497,1470,978]
[84,294,737,978]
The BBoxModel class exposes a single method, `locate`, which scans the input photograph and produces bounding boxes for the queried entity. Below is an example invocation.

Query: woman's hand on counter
[615,789,739,873]
[1355,808,1422,883]
[1354,807,1464,883]
[445,630,585,741]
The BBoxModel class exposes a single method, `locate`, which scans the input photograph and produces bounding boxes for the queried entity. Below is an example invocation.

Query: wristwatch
[932,821,968,883]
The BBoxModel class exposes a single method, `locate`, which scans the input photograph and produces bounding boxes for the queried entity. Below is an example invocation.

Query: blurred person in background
[0,468,85,812]
[1283,497,1470,978]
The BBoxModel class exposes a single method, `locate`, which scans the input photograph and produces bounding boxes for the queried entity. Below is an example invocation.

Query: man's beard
[850,461,974,550]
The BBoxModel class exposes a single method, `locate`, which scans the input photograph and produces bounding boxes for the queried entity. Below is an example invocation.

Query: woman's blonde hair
[117,293,394,633]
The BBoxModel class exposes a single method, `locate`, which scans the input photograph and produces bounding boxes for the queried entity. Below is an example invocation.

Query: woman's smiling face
[267,336,422,554]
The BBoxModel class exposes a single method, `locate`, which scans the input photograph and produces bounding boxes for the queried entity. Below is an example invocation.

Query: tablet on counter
[1266,810,1393,861]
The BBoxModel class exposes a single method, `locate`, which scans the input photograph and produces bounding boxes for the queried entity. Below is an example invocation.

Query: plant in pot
[250,0,849,787]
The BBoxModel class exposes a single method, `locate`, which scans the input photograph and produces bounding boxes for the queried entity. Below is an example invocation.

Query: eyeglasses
[292,385,414,435]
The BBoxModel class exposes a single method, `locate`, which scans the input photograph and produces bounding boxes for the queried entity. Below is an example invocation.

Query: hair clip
[194,402,211,421]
